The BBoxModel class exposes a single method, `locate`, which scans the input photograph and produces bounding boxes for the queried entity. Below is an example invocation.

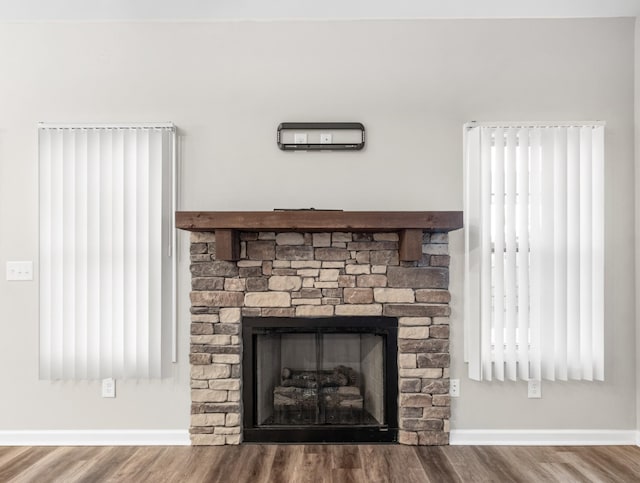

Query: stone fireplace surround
[178,211,461,446]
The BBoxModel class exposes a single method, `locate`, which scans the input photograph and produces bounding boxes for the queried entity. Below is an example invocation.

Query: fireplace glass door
[257,331,384,426]
[243,317,398,443]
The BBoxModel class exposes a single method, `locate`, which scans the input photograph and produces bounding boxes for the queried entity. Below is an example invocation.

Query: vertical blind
[464,123,604,382]
[39,124,175,380]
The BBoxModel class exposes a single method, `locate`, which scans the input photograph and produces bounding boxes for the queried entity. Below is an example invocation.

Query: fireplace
[242,316,398,443]
[178,210,462,446]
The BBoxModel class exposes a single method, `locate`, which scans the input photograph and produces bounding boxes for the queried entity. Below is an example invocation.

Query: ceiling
[1,0,639,21]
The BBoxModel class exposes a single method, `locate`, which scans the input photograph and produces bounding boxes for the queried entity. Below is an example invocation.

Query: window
[39,123,176,379]
[463,122,604,382]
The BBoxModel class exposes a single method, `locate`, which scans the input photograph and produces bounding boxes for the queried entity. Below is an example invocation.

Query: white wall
[0,18,635,432]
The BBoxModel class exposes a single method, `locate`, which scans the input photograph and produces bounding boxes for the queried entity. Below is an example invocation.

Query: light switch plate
[6,261,33,281]
[102,378,116,398]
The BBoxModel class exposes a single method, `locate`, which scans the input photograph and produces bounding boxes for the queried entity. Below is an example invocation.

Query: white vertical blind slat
[591,126,605,381]
[480,127,493,380]
[99,129,114,378]
[579,127,594,381]
[51,131,64,379]
[464,122,604,383]
[492,128,506,381]
[566,127,581,379]
[62,129,76,378]
[39,129,52,380]
[553,128,568,381]
[112,130,125,377]
[516,128,530,380]
[75,130,88,380]
[123,129,138,377]
[149,129,164,378]
[540,128,556,381]
[39,125,173,380]
[504,128,518,381]
[136,129,151,378]
[87,130,101,379]
[528,128,543,381]
[464,127,482,380]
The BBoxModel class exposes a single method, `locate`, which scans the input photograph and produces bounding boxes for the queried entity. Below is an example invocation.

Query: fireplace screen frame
[242,316,398,443]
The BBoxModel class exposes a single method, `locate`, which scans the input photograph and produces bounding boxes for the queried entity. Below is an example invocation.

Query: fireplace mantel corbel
[175,211,463,261]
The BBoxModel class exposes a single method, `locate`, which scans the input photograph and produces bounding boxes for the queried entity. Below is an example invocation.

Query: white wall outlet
[320,133,332,144]
[450,378,460,397]
[293,132,307,144]
[102,378,116,398]
[6,261,33,281]
[528,379,541,398]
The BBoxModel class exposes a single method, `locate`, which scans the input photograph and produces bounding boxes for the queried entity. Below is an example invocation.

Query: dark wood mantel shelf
[176,211,463,261]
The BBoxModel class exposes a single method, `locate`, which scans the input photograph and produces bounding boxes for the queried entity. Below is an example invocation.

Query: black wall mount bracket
[277,122,365,151]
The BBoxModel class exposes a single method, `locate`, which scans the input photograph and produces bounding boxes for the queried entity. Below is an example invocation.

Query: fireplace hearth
[242,316,398,443]
[178,210,462,446]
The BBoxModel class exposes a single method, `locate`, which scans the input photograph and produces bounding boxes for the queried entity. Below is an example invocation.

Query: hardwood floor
[0,444,639,482]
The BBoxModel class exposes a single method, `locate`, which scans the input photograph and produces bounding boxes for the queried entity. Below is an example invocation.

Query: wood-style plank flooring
[1,444,639,482]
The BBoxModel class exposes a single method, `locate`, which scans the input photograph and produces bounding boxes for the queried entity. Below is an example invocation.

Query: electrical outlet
[102,378,116,398]
[320,133,332,144]
[450,378,460,397]
[293,132,307,144]
[528,379,541,398]
[6,261,33,281]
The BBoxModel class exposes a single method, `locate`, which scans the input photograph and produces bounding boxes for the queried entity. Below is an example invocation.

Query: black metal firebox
[242,316,398,443]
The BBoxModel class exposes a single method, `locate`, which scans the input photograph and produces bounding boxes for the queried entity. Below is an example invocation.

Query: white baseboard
[450,429,637,446]
[0,430,190,446]
[2,429,635,447]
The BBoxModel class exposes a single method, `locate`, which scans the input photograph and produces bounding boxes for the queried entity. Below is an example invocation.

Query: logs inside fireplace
[273,365,364,425]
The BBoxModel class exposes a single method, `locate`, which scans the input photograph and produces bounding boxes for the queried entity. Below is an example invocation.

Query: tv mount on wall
[277,122,365,151]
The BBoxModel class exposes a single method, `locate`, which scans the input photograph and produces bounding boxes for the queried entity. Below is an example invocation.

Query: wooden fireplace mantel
[175,211,463,261]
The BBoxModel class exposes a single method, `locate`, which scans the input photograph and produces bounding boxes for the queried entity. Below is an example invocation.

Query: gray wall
[635,16,640,437]
[0,18,635,431]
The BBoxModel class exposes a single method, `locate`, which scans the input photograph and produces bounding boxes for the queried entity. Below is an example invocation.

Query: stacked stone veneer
[189,230,451,446]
